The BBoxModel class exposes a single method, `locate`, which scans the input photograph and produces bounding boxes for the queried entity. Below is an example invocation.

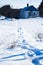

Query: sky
[0,0,42,8]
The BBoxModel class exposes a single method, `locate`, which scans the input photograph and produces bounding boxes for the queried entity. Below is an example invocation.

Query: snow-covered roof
[22,6,38,11]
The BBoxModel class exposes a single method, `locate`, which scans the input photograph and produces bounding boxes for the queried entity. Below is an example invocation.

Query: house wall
[31,11,39,17]
[20,11,30,19]
[24,11,39,18]
[20,10,39,19]
[20,11,25,18]
[24,11,30,18]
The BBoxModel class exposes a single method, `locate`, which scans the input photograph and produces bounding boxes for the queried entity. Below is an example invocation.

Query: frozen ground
[0,17,43,65]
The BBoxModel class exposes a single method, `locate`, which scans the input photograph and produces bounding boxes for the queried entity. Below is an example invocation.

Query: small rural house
[20,4,39,18]
[0,4,39,19]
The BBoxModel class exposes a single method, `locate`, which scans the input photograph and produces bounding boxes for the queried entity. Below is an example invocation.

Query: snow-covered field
[0,17,43,65]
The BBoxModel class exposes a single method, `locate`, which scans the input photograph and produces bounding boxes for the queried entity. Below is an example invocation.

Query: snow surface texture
[0,17,43,65]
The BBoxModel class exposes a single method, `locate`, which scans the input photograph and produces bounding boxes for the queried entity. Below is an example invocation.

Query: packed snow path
[0,18,43,65]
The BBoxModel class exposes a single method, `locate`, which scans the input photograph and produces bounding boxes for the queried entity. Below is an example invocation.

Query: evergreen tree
[38,0,43,17]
